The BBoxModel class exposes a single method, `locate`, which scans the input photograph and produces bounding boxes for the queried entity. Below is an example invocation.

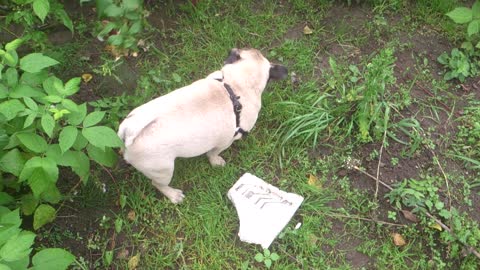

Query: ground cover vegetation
[0,0,479,269]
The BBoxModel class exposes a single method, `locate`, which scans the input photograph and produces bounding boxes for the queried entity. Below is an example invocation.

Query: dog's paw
[209,156,226,167]
[166,188,185,204]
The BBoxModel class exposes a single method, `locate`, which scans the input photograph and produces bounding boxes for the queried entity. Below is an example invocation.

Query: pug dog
[118,48,288,203]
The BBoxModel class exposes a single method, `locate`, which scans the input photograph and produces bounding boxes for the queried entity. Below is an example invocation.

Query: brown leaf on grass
[81,73,92,83]
[401,210,418,223]
[128,254,140,270]
[303,25,313,35]
[127,210,136,221]
[105,45,128,60]
[307,174,321,188]
[392,232,406,246]
[116,249,129,260]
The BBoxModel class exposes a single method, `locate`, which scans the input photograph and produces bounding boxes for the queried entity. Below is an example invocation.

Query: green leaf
[128,21,142,34]
[0,231,35,262]
[5,67,18,87]
[10,84,44,98]
[61,77,81,96]
[87,144,118,167]
[40,184,61,204]
[20,156,58,184]
[42,76,62,95]
[24,113,37,129]
[0,226,20,249]
[270,253,280,261]
[16,133,47,153]
[264,259,272,269]
[0,208,21,227]
[21,194,38,215]
[446,7,473,24]
[2,257,29,270]
[54,9,74,33]
[107,34,124,46]
[97,22,116,38]
[0,263,12,270]
[61,99,78,112]
[114,218,123,233]
[72,133,88,150]
[59,126,78,153]
[264,249,270,257]
[32,248,75,270]
[254,253,264,262]
[23,97,38,111]
[104,4,124,17]
[473,1,480,19]
[66,103,87,126]
[71,151,90,183]
[83,111,105,127]
[123,0,141,10]
[43,95,62,103]
[0,149,25,176]
[33,0,50,22]
[467,19,480,36]
[4,51,19,67]
[82,126,123,150]
[41,113,55,138]
[0,192,14,206]
[20,70,48,86]
[5,39,23,51]
[20,53,59,73]
[33,204,56,230]
[0,84,7,99]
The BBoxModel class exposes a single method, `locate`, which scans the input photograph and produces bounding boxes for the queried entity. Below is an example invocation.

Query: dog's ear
[224,48,241,64]
[269,64,288,80]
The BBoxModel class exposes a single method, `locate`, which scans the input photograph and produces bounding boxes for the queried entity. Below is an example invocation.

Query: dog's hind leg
[140,161,185,204]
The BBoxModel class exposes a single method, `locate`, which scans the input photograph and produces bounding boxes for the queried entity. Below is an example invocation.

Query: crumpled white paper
[227,173,304,248]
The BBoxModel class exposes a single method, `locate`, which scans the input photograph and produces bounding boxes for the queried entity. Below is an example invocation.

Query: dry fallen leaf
[392,232,407,246]
[303,25,313,35]
[127,210,136,221]
[128,254,140,270]
[105,45,128,59]
[81,73,92,83]
[401,210,418,223]
[116,248,129,260]
[307,174,321,188]
[429,222,443,231]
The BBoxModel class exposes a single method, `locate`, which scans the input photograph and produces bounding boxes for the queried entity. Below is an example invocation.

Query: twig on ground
[353,166,392,191]
[325,212,407,227]
[375,128,388,200]
[429,149,452,211]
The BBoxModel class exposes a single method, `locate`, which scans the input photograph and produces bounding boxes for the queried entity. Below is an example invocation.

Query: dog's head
[222,48,288,92]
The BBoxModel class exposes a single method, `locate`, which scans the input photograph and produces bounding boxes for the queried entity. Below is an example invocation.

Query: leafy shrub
[90,0,146,57]
[0,207,75,269]
[438,0,480,82]
[437,48,479,82]
[0,38,122,267]
[279,48,397,146]
[3,0,73,47]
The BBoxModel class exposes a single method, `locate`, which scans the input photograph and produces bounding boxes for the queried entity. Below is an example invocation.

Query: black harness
[215,78,249,138]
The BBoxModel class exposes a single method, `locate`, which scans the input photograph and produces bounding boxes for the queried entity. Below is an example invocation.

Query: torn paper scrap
[227,173,304,249]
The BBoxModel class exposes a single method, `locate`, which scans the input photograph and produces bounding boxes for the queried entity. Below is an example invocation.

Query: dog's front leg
[207,143,233,167]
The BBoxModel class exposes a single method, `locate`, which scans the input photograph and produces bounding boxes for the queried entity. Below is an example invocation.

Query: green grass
[45,0,480,269]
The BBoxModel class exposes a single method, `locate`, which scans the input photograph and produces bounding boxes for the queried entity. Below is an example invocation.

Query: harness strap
[215,78,248,138]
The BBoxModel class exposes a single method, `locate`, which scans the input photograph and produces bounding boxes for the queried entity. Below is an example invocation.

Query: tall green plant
[92,0,146,56]
[279,48,397,147]
[0,38,122,234]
